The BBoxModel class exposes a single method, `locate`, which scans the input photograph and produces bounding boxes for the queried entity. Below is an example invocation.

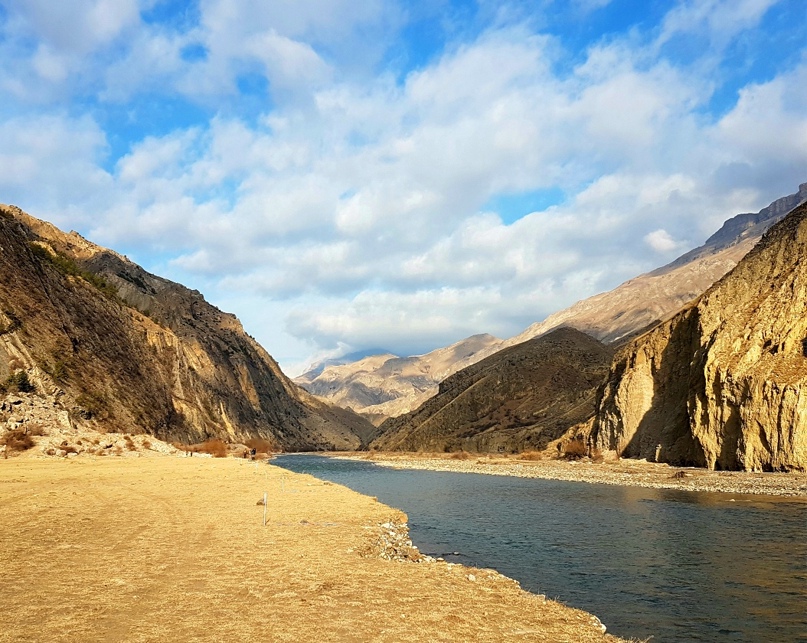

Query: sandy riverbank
[0,456,625,642]
[334,452,807,497]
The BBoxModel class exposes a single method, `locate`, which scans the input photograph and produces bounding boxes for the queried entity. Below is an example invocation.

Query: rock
[593,201,807,471]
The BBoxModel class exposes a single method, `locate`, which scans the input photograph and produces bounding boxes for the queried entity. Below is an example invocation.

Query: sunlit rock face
[0,205,372,451]
[593,201,807,472]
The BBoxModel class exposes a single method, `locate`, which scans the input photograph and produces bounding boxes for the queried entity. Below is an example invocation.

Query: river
[274,454,807,642]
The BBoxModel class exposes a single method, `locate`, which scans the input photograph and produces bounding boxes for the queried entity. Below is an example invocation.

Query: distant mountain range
[298,183,807,426]
[0,206,373,450]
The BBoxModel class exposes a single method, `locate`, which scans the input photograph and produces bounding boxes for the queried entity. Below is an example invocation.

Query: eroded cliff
[593,202,807,471]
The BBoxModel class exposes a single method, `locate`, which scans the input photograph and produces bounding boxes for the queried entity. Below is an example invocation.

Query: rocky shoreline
[335,453,807,498]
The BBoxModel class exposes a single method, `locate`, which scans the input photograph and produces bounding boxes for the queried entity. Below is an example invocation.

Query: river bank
[333,452,807,497]
[0,456,624,642]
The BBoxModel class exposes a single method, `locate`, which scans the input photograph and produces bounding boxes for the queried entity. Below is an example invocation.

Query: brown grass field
[0,456,624,642]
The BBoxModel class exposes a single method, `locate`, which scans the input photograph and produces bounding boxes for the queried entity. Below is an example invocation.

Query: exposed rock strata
[371,328,613,453]
[592,202,807,471]
[0,205,371,450]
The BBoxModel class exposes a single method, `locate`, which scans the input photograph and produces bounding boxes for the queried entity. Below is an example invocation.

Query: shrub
[449,450,471,460]
[518,450,545,461]
[562,439,588,460]
[1,429,35,456]
[4,371,34,393]
[193,438,228,458]
[244,437,275,455]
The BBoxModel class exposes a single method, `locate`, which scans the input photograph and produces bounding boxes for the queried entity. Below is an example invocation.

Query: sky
[0,0,805,376]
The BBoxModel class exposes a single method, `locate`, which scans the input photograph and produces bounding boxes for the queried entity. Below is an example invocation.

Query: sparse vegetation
[1,429,35,456]
[0,311,22,336]
[244,437,274,455]
[518,450,545,461]
[74,392,109,420]
[1,370,34,394]
[181,438,229,458]
[40,358,68,384]
[560,438,588,460]
[449,450,471,460]
[29,242,119,300]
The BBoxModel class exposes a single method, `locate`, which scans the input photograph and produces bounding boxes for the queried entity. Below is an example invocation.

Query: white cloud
[0,1,804,370]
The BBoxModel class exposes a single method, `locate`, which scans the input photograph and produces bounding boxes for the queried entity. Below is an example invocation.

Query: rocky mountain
[591,201,807,471]
[503,183,807,348]
[370,328,613,453]
[295,334,502,424]
[299,184,807,423]
[0,205,373,450]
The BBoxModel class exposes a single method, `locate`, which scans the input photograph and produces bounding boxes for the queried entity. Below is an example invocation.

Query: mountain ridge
[0,205,372,450]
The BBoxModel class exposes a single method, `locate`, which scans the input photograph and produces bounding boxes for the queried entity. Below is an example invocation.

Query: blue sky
[0,0,805,375]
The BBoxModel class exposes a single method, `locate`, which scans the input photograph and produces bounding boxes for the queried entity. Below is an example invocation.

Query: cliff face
[504,183,807,348]
[593,202,807,471]
[371,328,613,453]
[0,206,371,450]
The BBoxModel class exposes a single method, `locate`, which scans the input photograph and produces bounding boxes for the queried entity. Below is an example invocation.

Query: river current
[274,454,807,642]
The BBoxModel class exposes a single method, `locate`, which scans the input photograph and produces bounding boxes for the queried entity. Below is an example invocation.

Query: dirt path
[0,457,624,642]
[345,453,807,497]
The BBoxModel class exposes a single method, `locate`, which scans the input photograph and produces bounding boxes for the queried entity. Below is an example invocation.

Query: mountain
[0,205,372,451]
[295,334,502,424]
[503,183,807,347]
[370,328,613,453]
[591,201,807,471]
[298,184,807,424]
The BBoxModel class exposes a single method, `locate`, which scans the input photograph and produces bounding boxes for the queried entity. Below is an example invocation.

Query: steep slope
[295,334,502,424]
[0,205,371,450]
[504,183,807,347]
[592,202,807,471]
[299,184,807,423]
[371,328,613,453]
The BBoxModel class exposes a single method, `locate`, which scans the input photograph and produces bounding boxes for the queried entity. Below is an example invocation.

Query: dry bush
[142,439,152,450]
[518,450,545,461]
[449,451,471,460]
[589,447,604,463]
[1,429,35,456]
[561,439,588,460]
[123,435,136,451]
[26,423,46,437]
[195,438,228,458]
[244,437,274,455]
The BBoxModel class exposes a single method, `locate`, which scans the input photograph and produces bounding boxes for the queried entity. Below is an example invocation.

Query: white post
[263,492,267,526]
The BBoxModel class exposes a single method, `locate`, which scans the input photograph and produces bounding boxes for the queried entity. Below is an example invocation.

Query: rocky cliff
[504,183,807,348]
[299,185,807,424]
[371,328,613,453]
[592,201,807,471]
[0,205,372,450]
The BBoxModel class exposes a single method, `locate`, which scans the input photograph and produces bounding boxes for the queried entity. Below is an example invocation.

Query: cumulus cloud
[0,0,804,370]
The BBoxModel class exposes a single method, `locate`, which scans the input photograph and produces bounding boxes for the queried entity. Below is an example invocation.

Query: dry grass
[0,429,35,456]
[0,458,625,643]
[244,437,275,455]
[194,438,228,458]
[449,450,472,460]
[561,439,588,460]
[518,450,546,461]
